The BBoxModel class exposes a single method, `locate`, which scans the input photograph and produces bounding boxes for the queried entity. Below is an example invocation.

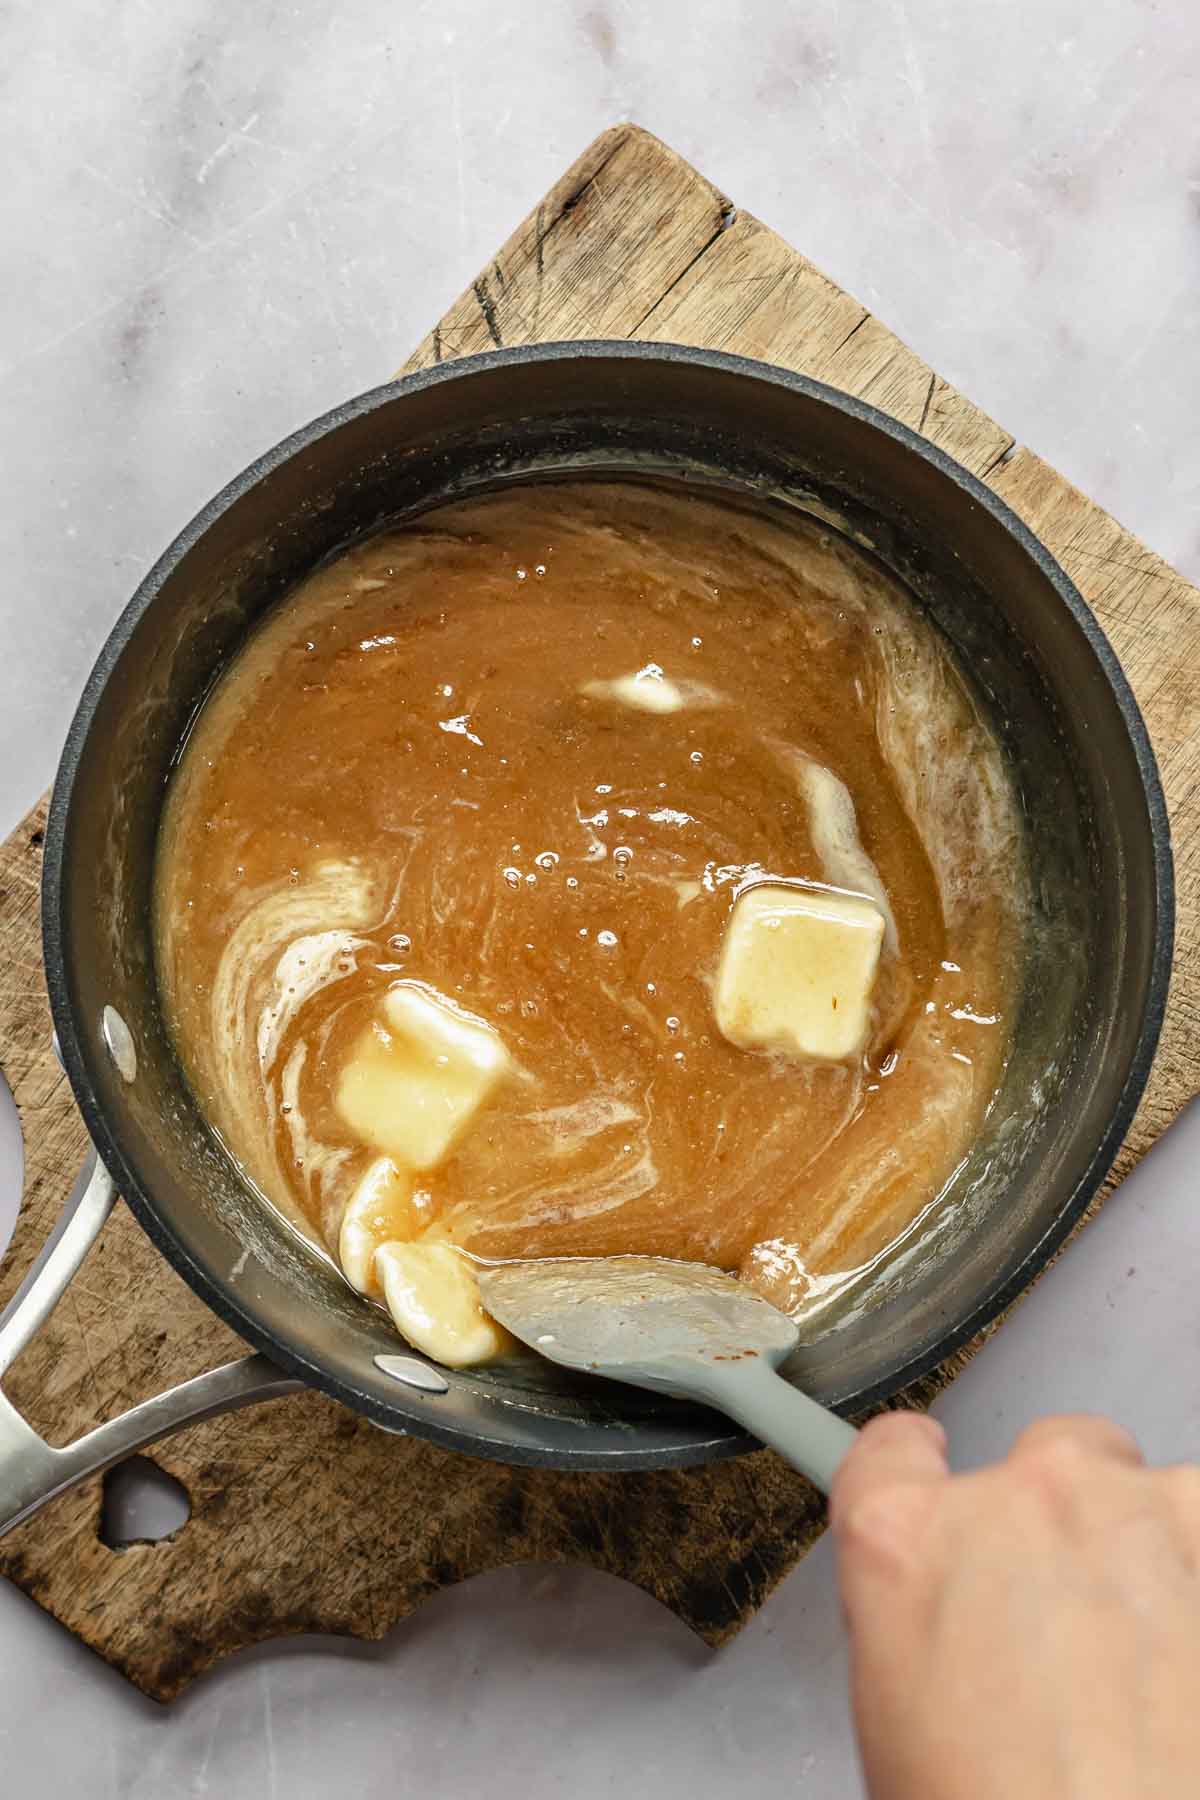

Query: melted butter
[582,664,690,713]
[336,982,512,1171]
[154,480,1025,1354]
[339,1156,414,1294]
[374,1240,510,1367]
[715,884,886,1061]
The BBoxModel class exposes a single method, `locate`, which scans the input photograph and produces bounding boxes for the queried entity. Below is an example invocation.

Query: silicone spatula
[477,1254,857,1492]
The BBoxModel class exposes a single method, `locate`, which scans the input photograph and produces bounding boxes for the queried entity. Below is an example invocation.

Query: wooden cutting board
[1,124,1197,1703]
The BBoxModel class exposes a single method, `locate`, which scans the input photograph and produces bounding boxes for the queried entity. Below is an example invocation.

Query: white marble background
[0,2,1197,1794]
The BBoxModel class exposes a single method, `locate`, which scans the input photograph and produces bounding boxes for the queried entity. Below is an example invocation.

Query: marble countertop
[1,2,1197,1794]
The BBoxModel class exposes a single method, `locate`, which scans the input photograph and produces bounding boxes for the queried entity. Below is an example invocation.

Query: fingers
[832,1412,1147,1598]
[1161,1466,1200,1572]
[1009,1414,1145,1470]
[831,1410,949,1534]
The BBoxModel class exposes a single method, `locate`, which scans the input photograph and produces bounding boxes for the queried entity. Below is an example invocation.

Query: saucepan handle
[0,1154,302,1539]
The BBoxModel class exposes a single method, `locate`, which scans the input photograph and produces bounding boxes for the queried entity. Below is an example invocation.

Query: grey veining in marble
[0,3,1197,1796]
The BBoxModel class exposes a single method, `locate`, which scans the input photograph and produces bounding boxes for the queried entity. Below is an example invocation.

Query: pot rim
[41,340,1175,1465]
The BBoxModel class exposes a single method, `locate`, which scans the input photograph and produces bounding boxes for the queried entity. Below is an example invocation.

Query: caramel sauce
[155,481,1023,1324]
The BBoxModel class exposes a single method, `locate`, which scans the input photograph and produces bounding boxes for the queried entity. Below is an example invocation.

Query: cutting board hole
[0,1071,23,1267]
[100,1456,191,1549]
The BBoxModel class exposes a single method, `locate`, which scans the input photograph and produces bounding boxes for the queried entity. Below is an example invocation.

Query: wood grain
[404,124,733,368]
[1,122,1196,1702]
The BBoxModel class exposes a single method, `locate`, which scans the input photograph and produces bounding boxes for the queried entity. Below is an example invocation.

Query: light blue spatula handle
[697,1355,858,1492]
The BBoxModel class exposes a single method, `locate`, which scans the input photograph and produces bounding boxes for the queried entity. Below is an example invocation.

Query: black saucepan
[3,343,1171,1513]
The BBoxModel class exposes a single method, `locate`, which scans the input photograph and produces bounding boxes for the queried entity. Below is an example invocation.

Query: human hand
[830,1410,1200,1800]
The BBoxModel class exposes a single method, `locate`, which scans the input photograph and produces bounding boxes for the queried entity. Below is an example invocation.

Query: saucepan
[0,343,1172,1535]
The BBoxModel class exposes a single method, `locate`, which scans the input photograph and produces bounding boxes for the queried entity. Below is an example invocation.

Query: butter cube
[336,983,510,1170]
[375,1240,508,1367]
[339,1157,414,1294]
[714,884,884,1061]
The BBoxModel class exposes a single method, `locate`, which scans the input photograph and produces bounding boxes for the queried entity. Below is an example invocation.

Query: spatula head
[477,1255,799,1381]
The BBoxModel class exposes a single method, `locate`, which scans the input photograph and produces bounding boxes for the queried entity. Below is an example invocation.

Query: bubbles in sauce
[154,481,1025,1357]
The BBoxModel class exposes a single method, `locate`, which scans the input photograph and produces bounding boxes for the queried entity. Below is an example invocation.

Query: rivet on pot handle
[0,1154,303,1539]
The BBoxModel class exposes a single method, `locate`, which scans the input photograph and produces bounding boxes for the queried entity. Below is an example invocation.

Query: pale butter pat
[375,1240,508,1367]
[582,664,685,714]
[339,1156,414,1294]
[714,884,885,1061]
[336,983,511,1171]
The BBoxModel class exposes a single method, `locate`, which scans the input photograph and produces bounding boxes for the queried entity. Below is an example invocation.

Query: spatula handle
[699,1356,857,1492]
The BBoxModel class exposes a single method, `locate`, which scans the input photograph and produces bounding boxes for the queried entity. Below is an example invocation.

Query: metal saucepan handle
[0,1155,302,1538]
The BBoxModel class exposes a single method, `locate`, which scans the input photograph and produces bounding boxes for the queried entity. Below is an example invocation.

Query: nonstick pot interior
[43,344,1172,1469]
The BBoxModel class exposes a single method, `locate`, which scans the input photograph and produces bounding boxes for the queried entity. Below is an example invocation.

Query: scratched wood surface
[1,124,1196,1703]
